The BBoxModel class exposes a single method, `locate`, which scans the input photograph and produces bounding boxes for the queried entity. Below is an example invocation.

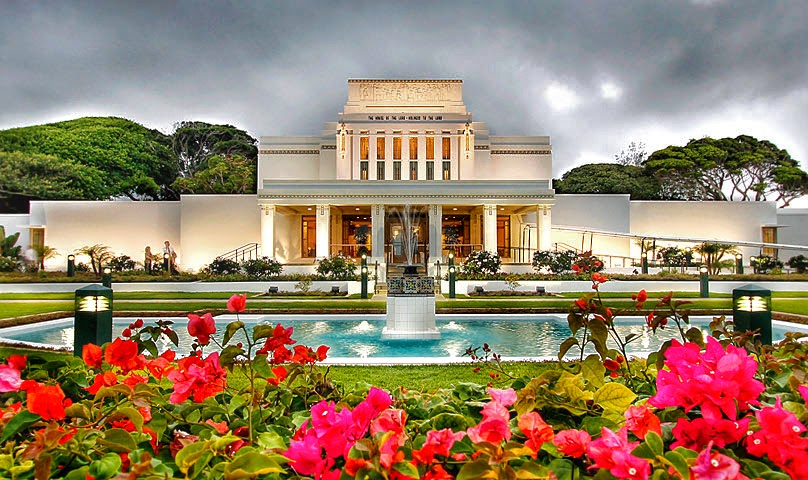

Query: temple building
[257,79,553,277]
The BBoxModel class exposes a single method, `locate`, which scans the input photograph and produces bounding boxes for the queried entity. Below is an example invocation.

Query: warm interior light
[452,207,458,211]
[68,254,75,260]
[699,266,708,274]
[78,295,109,312]
[735,295,768,312]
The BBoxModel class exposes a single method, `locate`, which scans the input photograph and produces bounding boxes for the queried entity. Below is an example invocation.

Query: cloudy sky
[1,0,807,178]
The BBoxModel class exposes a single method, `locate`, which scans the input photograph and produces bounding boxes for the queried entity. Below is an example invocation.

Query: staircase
[217,243,260,262]
[381,264,441,295]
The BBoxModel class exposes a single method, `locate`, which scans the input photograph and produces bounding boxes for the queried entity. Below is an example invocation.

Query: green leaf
[98,428,138,453]
[220,345,246,368]
[89,453,122,480]
[587,318,609,358]
[223,451,285,479]
[581,354,606,388]
[631,442,656,460]
[392,461,419,479]
[252,354,272,378]
[457,459,499,480]
[663,450,690,479]
[164,327,179,346]
[117,406,143,432]
[644,431,663,456]
[593,383,636,413]
[256,431,288,451]
[148,411,167,440]
[557,337,580,361]
[252,324,276,342]
[685,327,705,347]
[515,460,551,479]
[547,459,575,480]
[567,313,584,335]
[175,441,212,474]
[223,321,245,346]
[430,412,469,430]
[0,411,40,442]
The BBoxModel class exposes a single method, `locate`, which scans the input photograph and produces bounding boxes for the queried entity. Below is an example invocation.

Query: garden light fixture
[102,266,112,288]
[735,253,744,274]
[67,254,76,277]
[732,284,772,345]
[74,284,113,357]
[699,265,709,298]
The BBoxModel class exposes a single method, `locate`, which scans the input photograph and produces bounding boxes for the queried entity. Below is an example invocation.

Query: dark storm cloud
[1,0,807,176]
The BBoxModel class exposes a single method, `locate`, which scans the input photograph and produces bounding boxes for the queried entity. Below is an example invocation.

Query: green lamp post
[67,254,76,277]
[360,254,368,299]
[101,266,112,288]
[732,284,772,345]
[699,265,709,298]
[735,253,744,274]
[74,284,113,357]
[641,251,649,274]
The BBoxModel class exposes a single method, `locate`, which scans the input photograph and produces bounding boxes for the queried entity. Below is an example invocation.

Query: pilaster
[483,204,498,253]
[316,204,331,258]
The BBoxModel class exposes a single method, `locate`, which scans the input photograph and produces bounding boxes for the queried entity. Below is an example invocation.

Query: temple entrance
[385,209,428,265]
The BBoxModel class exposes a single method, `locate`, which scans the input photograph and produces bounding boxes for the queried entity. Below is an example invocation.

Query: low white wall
[446,279,808,294]
[776,208,808,259]
[0,280,372,295]
[552,195,632,258]
[179,195,260,272]
[0,214,31,250]
[29,201,181,271]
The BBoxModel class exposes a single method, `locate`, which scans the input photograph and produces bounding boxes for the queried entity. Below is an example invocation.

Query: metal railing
[217,243,260,262]
[329,244,371,258]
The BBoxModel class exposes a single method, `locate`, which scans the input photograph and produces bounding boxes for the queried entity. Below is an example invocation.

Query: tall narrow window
[393,161,401,180]
[409,135,418,159]
[360,137,369,160]
[393,137,401,160]
[376,161,385,180]
[377,137,385,160]
[426,161,434,180]
[360,161,369,180]
[409,161,418,180]
[426,137,435,160]
[442,161,451,180]
[442,137,451,160]
[762,226,777,257]
[301,216,316,258]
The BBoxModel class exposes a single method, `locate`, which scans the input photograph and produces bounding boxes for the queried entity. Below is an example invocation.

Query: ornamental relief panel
[359,82,451,102]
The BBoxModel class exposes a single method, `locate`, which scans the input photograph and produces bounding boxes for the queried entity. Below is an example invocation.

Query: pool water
[1,314,804,360]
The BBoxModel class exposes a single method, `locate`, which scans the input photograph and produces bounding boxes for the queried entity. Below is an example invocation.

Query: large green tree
[171,155,256,194]
[171,121,257,178]
[553,163,662,199]
[0,117,177,200]
[645,135,808,206]
[0,151,106,199]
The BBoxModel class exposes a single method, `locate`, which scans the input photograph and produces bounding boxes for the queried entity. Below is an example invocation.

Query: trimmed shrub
[108,254,137,272]
[241,256,283,280]
[461,250,501,276]
[532,250,577,274]
[316,255,357,280]
[786,254,808,273]
[203,258,241,276]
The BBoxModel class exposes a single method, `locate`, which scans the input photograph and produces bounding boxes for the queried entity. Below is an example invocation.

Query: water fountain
[381,204,441,340]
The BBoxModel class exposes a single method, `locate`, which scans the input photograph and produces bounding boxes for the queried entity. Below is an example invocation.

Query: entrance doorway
[386,211,427,265]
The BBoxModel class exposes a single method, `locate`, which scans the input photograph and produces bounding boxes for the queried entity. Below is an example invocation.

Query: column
[538,205,552,251]
[483,204,497,253]
[315,204,331,259]
[260,205,275,258]
[371,204,385,260]
[428,204,443,262]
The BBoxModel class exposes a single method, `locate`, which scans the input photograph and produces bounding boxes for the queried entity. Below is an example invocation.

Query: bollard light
[641,251,649,274]
[67,254,76,277]
[74,284,113,357]
[733,284,772,345]
[448,266,456,299]
[750,256,757,274]
[102,267,112,288]
[699,265,709,298]
[163,253,170,274]
[735,253,744,275]
[361,266,368,299]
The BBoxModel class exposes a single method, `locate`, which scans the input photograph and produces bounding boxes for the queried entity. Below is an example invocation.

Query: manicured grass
[0,302,73,319]
[772,300,808,316]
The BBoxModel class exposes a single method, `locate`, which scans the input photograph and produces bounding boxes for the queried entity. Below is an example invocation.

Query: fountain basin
[383,275,440,340]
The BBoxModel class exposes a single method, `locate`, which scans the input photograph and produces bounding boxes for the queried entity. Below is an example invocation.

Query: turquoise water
[0,314,803,360]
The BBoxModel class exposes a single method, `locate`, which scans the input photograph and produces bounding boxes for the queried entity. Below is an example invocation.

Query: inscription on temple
[359,82,451,102]
[367,115,443,121]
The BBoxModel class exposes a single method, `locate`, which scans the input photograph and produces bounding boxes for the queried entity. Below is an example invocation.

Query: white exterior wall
[0,214,31,250]
[776,209,808,259]
[630,201,778,259]
[179,195,260,272]
[552,195,632,258]
[28,200,181,270]
[258,137,321,181]
[273,210,301,264]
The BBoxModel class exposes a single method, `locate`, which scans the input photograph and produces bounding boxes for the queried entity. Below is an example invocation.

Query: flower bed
[1,276,807,479]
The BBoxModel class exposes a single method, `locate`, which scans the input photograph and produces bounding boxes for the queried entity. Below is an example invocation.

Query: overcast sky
[1,0,807,179]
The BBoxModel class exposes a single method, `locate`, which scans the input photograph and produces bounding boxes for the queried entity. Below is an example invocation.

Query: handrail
[553,242,580,253]
[217,243,260,262]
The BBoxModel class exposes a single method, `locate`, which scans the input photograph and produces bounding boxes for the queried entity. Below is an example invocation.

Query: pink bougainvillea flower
[257,323,296,355]
[424,428,466,457]
[609,448,651,480]
[690,442,747,480]
[187,312,216,345]
[104,338,145,373]
[0,364,22,393]
[166,352,227,404]
[799,384,808,404]
[624,405,661,440]
[553,429,591,458]
[488,387,517,406]
[671,416,749,450]
[518,411,554,457]
[227,294,247,313]
[745,397,808,478]
[587,427,649,480]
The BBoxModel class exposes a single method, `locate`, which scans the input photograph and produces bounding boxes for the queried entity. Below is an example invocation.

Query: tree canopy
[171,155,256,194]
[553,163,662,200]
[171,121,257,178]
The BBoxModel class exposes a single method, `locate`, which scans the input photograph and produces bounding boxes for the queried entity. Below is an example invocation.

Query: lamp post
[641,251,649,274]
[361,266,368,299]
[699,265,709,298]
[735,253,744,275]
[749,256,757,274]
[67,254,76,277]
[74,284,113,357]
[101,267,112,288]
[448,266,456,299]
[163,253,170,274]
[732,284,772,345]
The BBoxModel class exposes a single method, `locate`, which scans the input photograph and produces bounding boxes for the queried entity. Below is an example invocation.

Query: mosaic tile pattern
[387,276,435,296]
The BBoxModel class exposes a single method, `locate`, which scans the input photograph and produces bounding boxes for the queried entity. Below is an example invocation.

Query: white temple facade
[258,79,554,277]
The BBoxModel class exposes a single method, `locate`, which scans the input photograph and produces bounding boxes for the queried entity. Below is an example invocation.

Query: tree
[553,163,662,200]
[171,122,257,178]
[0,117,178,200]
[614,141,647,166]
[645,135,808,207]
[77,244,114,275]
[693,242,738,275]
[171,155,256,194]
[0,151,107,200]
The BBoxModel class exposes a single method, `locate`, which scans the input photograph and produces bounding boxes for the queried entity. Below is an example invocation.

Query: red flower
[553,429,590,458]
[268,366,288,386]
[82,343,103,369]
[632,289,647,307]
[133,319,144,328]
[7,354,26,371]
[87,371,119,395]
[518,411,554,457]
[25,382,71,420]
[122,328,132,338]
[258,324,296,355]
[227,294,247,313]
[624,405,661,439]
[104,338,145,373]
[603,359,621,371]
[671,417,749,450]
[574,298,588,311]
[166,352,227,404]
[206,419,229,434]
[187,313,216,345]
[591,272,608,284]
